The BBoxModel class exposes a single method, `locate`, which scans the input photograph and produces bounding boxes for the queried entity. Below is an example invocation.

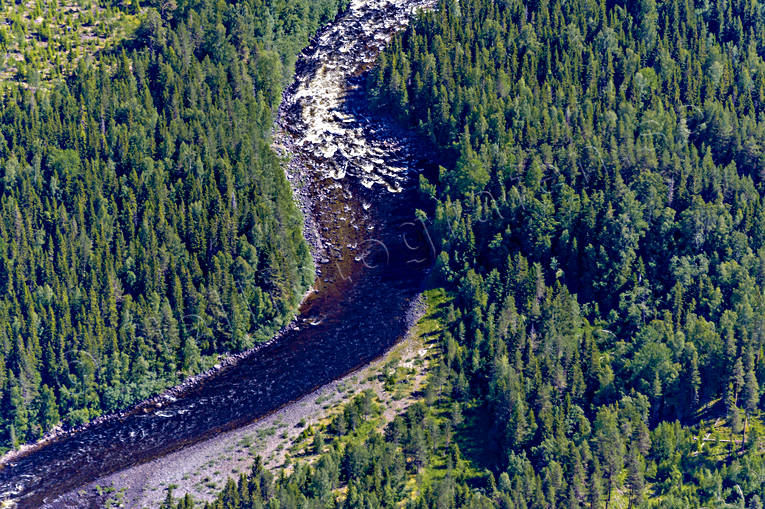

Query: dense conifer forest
[0,0,348,450]
[174,0,765,507]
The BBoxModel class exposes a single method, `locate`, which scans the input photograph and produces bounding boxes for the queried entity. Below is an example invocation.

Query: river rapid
[0,0,436,506]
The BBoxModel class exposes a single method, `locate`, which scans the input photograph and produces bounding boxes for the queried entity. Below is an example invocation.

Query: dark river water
[0,0,436,506]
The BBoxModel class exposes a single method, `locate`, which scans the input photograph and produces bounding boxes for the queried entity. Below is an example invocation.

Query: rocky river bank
[0,0,436,506]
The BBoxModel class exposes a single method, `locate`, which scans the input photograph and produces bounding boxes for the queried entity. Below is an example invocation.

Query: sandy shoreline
[48,296,429,508]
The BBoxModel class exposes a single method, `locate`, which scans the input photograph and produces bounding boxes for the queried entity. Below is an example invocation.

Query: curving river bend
[0,0,436,506]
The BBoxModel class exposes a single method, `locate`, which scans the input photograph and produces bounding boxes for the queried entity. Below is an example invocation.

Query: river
[0,0,436,506]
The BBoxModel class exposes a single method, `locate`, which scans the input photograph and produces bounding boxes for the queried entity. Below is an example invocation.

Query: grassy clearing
[0,0,140,87]
[691,413,765,458]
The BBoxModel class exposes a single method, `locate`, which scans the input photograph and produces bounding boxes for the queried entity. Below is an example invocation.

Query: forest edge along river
[0,0,437,506]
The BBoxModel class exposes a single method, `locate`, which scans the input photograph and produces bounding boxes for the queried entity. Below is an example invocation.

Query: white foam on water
[281,0,437,194]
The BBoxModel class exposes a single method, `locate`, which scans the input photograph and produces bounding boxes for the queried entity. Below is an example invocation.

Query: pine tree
[38,385,59,432]
[625,446,645,508]
[743,368,759,414]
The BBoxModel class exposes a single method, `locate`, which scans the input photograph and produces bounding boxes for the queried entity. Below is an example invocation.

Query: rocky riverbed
[55,297,431,508]
[0,0,436,506]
